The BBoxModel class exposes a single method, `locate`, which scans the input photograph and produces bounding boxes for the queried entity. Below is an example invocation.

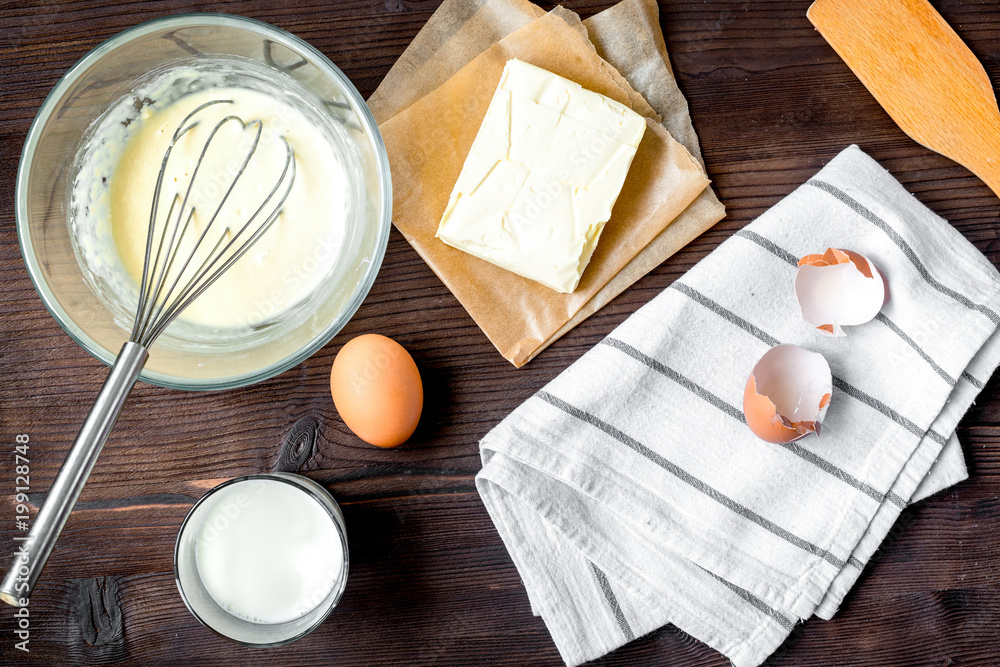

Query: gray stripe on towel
[926,429,947,445]
[778,440,904,509]
[536,390,848,569]
[701,568,796,630]
[672,282,781,347]
[602,335,744,422]
[962,370,985,389]
[829,377,923,438]
[589,563,635,641]
[735,229,799,266]
[808,179,1000,325]
[874,313,956,386]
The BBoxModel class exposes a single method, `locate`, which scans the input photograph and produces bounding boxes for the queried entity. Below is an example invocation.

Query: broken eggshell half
[743,344,833,444]
[795,248,886,336]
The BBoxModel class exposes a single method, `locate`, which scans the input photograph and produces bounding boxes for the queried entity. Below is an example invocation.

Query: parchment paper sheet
[368,0,544,122]
[371,0,725,366]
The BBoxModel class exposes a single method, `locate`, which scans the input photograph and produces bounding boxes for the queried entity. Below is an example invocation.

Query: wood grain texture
[1,0,1000,665]
[809,0,1000,197]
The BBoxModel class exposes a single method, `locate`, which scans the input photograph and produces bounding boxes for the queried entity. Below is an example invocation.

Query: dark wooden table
[2,1,999,665]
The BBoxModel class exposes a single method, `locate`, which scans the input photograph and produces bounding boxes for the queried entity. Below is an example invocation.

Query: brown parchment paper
[586,0,705,166]
[368,0,545,123]
[379,8,709,366]
[368,0,725,365]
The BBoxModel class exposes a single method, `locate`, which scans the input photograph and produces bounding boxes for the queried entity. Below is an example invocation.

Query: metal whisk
[0,100,295,605]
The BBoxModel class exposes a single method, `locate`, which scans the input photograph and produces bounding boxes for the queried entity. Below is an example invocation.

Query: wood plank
[1,1,999,665]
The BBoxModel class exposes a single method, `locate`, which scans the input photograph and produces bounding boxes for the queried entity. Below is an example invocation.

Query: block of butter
[435,59,647,294]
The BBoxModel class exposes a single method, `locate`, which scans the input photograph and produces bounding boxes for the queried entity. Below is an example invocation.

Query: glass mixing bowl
[15,14,391,390]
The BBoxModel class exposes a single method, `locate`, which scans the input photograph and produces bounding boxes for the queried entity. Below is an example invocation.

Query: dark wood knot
[274,416,319,472]
[70,576,125,659]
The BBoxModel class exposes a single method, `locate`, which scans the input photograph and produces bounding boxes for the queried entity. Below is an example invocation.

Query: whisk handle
[0,341,148,606]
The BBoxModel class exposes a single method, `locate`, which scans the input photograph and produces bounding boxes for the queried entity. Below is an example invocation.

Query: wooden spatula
[808,0,1000,197]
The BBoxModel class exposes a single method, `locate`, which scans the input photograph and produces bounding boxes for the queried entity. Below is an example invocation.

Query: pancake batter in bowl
[109,86,350,330]
[70,58,360,342]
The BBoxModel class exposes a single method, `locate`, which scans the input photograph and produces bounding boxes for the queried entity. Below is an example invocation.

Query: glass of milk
[174,473,349,645]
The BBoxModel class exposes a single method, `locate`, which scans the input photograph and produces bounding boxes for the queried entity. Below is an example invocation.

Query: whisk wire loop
[135,114,262,343]
[130,101,295,346]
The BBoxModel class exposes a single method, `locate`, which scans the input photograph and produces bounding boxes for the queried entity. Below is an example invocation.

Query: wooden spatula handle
[809,0,1000,197]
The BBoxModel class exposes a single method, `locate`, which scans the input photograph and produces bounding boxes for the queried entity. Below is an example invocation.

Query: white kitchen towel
[477,145,1000,667]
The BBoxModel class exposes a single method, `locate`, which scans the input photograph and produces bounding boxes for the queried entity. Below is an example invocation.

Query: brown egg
[330,334,423,448]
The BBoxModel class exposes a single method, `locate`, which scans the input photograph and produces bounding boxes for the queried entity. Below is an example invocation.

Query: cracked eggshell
[795,248,886,336]
[743,344,832,444]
